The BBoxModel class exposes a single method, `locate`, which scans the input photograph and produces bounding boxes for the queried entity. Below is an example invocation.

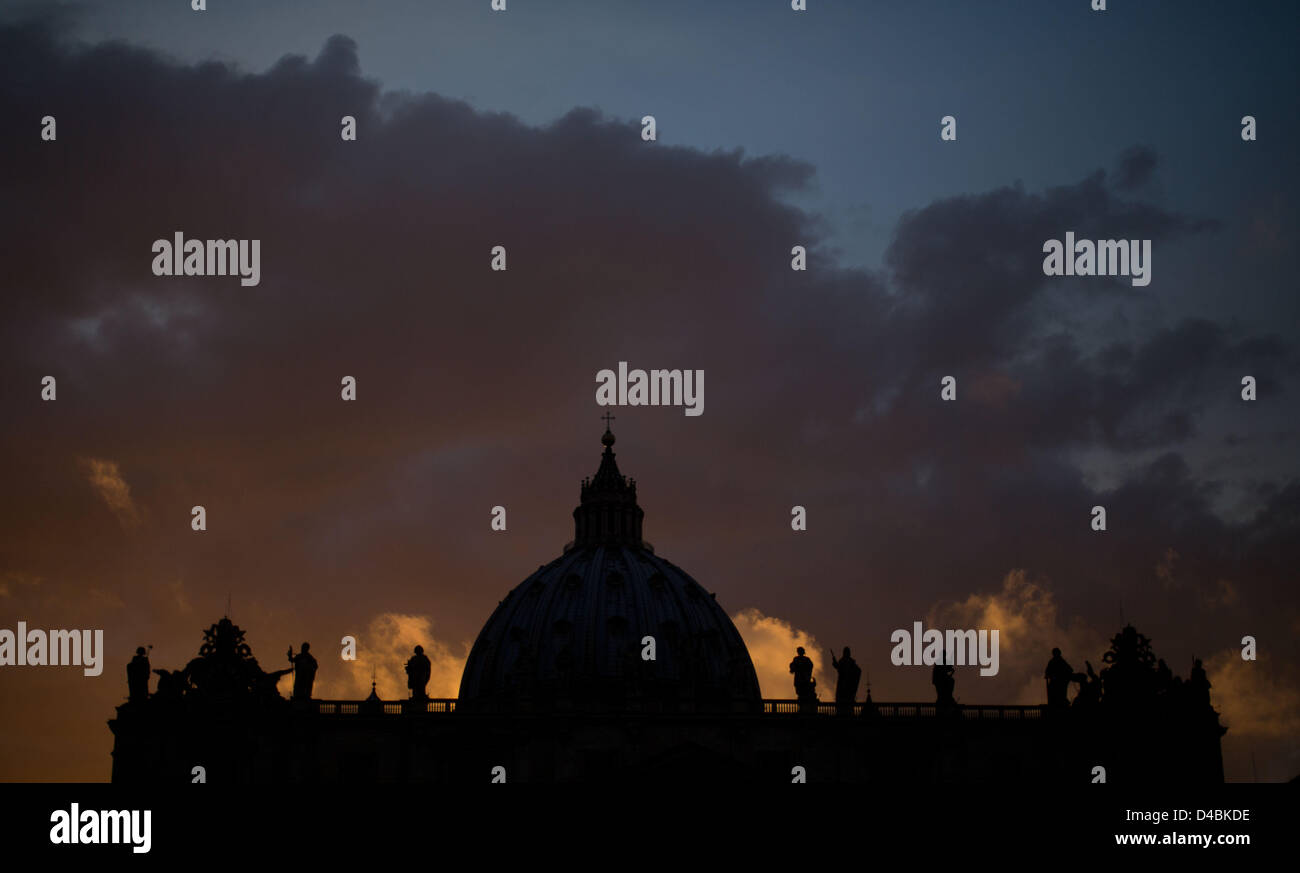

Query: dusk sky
[1,0,1296,782]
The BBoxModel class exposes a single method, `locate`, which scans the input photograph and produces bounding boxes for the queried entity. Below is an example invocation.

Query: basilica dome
[457,426,762,713]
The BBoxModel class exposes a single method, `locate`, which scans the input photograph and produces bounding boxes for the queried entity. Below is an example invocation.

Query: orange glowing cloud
[929,569,1105,705]
[1205,649,1300,740]
[732,608,833,700]
[79,457,140,530]
[313,613,469,701]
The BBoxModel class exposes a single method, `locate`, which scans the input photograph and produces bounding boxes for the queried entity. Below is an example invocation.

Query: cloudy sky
[0,0,1296,781]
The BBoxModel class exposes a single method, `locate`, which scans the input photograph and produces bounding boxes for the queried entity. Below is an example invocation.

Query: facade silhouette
[109,426,1226,784]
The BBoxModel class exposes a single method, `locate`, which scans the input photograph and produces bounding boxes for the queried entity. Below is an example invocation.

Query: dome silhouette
[457,425,762,713]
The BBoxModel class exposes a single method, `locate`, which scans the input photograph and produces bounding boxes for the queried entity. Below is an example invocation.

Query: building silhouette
[109,426,1226,784]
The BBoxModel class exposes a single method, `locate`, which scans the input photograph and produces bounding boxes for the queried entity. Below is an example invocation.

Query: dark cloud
[0,11,1296,781]
[878,171,1221,389]
[1112,145,1159,192]
[1003,318,1293,452]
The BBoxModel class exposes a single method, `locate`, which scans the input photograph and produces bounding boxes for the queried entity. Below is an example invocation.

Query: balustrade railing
[309,698,1043,718]
[761,700,1044,718]
[313,699,456,715]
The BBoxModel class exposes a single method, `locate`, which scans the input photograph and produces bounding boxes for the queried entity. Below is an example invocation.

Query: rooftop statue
[406,645,432,701]
[127,617,294,706]
[830,647,860,716]
[932,656,955,710]
[1044,647,1073,710]
[127,646,151,703]
[290,642,318,701]
[789,646,817,711]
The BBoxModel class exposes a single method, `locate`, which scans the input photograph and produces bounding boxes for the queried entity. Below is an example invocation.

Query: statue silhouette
[151,667,188,702]
[1044,647,1073,709]
[788,647,816,708]
[184,617,265,700]
[257,667,294,703]
[932,656,955,708]
[127,646,151,703]
[291,642,318,701]
[405,645,432,701]
[1188,658,1211,709]
[830,647,860,716]
[1071,660,1101,710]
[1099,624,1158,707]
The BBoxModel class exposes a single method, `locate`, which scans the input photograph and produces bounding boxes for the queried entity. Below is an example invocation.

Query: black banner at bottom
[0,783,1293,859]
